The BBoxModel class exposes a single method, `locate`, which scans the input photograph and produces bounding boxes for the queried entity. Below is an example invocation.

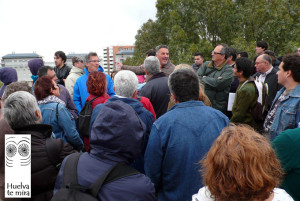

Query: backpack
[78,97,99,137]
[248,78,268,121]
[51,153,139,201]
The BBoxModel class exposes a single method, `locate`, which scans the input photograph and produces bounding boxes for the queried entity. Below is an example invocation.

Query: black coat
[139,72,170,118]
[253,68,282,111]
[14,124,76,201]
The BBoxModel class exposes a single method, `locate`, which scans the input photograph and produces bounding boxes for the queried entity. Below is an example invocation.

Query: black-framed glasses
[212,51,223,55]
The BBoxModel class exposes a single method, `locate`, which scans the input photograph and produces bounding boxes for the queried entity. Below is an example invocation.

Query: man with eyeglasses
[73,52,115,113]
[198,44,233,114]
[253,54,282,113]
[65,56,85,98]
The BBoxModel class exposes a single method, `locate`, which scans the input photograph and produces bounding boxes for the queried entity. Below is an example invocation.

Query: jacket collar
[208,60,227,70]
[169,100,205,112]
[148,72,167,82]
[14,124,53,139]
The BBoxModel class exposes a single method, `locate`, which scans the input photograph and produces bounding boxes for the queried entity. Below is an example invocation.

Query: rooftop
[2,53,42,59]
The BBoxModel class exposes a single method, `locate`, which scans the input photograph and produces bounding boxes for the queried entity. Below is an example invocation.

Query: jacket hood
[28,59,44,75]
[0,67,18,84]
[108,96,145,115]
[0,67,18,97]
[70,66,84,75]
[90,100,145,163]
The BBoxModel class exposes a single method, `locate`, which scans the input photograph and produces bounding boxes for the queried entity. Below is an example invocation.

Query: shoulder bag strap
[62,153,82,186]
[89,163,139,197]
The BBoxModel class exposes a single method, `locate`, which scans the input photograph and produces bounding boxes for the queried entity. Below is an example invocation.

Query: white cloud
[0,0,157,61]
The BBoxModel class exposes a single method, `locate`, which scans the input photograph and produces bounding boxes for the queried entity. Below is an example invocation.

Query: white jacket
[65,66,84,98]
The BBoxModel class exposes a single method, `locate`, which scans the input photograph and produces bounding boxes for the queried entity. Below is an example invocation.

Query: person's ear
[35,110,42,123]
[171,93,179,104]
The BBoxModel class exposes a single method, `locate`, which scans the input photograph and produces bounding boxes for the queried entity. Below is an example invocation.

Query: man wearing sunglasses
[197,44,233,114]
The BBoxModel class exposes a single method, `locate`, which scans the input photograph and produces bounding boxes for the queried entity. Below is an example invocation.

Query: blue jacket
[73,66,115,113]
[270,83,300,141]
[39,102,83,150]
[54,100,156,201]
[144,101,229,201]
[91,96,155,173]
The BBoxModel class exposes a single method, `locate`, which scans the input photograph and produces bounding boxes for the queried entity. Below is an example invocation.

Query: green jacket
[198,61,233,113]
[272,128,300,201]
[230,80,258,128]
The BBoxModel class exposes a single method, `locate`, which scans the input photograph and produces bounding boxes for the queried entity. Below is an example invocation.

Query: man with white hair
[3,91,75,200]
[90,70,154,173]
[139,56,170,118]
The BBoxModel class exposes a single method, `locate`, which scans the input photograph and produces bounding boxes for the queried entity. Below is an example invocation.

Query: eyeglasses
[89,60,100,63]
[212,51,223,55]
[255,61,264,65]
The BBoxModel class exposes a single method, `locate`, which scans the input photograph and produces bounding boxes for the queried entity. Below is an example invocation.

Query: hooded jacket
[54,101,156,201]
[73,66,115,113]
[91,96,155,173]
[28,58,44,83]
[0,67,18,98]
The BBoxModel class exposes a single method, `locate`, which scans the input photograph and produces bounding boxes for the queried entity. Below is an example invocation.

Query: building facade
[1,53,43,82]
[102,46,135,74]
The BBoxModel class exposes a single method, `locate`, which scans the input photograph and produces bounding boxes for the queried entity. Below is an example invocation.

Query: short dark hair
[146,49,156,57]
[37,66,54,77]
[256,41,268,50]
[282,53,300,82]
[237,51,248,58]
[54,51,67,63]
[264,50,276,64]
[85,52,98,63]
[155,45,169,53]
[227,48,237,61]
[169,69,199,103]
[261,54,273,65]
[235,57,253,78]
[194,52,204,58]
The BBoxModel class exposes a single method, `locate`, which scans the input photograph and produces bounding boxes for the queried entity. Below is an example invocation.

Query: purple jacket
[58,84,78,119]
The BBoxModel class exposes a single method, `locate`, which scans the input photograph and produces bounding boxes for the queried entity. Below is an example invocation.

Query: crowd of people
[0,43,299,201]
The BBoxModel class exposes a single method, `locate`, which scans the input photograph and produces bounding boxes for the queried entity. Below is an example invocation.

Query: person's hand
[117,62,123,69]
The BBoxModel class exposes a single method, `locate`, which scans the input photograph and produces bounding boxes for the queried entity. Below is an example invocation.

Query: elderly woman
[3,91,75,201]
[34,76,83,150]
[192,125,293,201]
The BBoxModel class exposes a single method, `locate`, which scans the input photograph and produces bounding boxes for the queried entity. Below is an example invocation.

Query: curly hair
[201,125,283,201]
[87,71,107,96]
[282,53,300,82]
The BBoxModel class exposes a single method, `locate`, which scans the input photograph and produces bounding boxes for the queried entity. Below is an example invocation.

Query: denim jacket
[270,83,300,141]
[39,102,83,150]
[144,101,229,201]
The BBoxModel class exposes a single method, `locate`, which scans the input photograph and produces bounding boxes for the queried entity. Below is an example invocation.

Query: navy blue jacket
[54,101,156,201]
[91,96,155,173]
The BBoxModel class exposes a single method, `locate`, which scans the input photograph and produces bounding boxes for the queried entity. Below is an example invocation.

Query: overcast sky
[0,0,157,61]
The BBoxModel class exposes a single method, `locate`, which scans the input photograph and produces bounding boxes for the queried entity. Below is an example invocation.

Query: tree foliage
[124,0,300,66]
